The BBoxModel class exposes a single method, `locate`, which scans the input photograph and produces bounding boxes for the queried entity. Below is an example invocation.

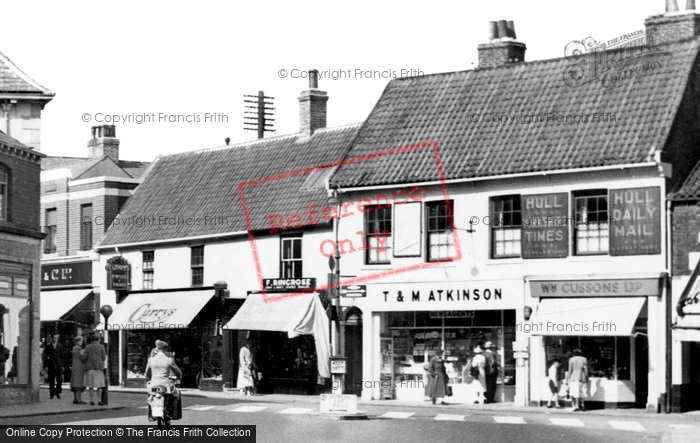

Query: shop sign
[128,303,177,324]
[609,187,661,256]
[530,278,661,298]
[320,394,357,414]
[340,285,366,297]
[330,358,347,374]
[41,261,92,287]
[382,288,503,303]
[430,311,474,318]
[106,256,131,290]
[263,277,316,292]
[521,193,569,259]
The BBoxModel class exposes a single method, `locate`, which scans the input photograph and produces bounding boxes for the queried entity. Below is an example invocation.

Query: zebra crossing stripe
[550,418,584,427]
[493,416,526,424]
[669,424,698,429]
[229,406,267,413]
[380,412,415,419]
[434,414,466,421]
[186,405,219,411]
[278,407,314,415]
[608,421,646,432]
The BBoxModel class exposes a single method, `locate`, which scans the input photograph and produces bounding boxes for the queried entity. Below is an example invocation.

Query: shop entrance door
[635,335,648,408]
[344,308,363,395]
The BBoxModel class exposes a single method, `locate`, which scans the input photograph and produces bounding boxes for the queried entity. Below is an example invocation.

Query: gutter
[96,230,249,251]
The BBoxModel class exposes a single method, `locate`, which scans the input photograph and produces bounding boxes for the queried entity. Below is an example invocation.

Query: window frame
[44,208,57,254]
[80,204,93,251]
[0,165,7,221]
[365,204,392,264]
[490,195,522,259]
[280,236,303,279]
[142,250,154,290]
[190,245,204,287]
[573,190,609,256]
[426,200,456,262]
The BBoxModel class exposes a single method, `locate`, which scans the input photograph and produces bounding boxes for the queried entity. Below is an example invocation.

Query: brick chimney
[644,0,700,44]
[87,124,119,161]
[298,69,328,136]
[477,20,527,68]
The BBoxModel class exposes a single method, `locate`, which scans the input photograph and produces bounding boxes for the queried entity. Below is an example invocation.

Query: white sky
[2,0,665,162]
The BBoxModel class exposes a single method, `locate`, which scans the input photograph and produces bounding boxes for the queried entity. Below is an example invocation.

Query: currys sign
[128,303,177,324]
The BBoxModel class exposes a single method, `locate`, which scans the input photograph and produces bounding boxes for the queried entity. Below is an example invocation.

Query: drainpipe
[665,199,673,413]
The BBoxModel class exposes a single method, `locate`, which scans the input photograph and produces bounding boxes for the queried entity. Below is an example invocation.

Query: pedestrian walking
[547,360,563,408]
[471,346,487,404]
[422,362,431,401]
[567,348,589,411]
[237,339,255,396]
[83,334,106,406]
[0,333,9,385]
[70,336,88,404]
[483,341,500,403]
[426,349,449,405]
[44,334,63,399]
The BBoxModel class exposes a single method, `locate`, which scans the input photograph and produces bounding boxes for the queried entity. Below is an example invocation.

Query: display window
[387,310,516,388]
[543,336,631,380]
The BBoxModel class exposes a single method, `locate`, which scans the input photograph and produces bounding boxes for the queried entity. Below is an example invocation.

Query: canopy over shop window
[40,290,93,322]
[223,293,330,378]
[529,297,645,336]
[674,301,700,341]
[100,290,215,330]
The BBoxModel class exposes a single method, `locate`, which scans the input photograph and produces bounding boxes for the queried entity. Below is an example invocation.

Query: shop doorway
[344,308,363,395]
[634,334,648,409]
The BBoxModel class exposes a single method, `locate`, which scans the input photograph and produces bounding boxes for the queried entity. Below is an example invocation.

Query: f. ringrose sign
[106,256,131,290]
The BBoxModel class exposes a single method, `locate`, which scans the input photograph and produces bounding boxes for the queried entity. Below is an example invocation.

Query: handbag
[446,385,453,397]
[469,366,480,378]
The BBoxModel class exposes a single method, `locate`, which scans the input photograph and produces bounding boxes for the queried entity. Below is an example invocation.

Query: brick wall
[672,202,700,275]
[645,12,700,45]
[477,41,527,68]
[298,90,328,135]
[0,151,41,231]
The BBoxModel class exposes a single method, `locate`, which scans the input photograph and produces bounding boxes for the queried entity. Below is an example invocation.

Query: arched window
[0,165,8,221]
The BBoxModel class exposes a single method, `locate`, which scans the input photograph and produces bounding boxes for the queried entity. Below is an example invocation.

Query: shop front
[359,280,522,402]
[105,289,239,390]
[528,277,662,409]
[224,292,331,395]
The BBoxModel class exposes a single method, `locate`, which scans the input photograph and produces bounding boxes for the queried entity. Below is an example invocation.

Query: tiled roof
[0,50,54,95]
[332,39,700,187]
[99,124,360,246]
[672,160,700,199]
[0,129,29,150]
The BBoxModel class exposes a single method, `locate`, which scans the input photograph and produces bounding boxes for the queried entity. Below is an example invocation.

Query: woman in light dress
[468,346,487,404]
[237,340,254,396]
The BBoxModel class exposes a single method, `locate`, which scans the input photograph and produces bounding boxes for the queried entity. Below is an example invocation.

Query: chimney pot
[497,20,508,38]
[309,69,319,89]
[488,21,498,40]
[667,0,680,12]
[688,0,696,9]
[506,20,517,38]
[225,137,230,145]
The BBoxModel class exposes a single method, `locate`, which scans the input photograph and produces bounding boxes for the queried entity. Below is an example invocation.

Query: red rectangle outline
[238,140,460,303]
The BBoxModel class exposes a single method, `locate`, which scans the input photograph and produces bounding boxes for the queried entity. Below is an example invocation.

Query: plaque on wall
[609,187,661,256]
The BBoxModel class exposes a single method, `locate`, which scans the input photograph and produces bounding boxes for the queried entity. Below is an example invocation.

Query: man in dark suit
[483,341,500,403]
[43,334,63,399]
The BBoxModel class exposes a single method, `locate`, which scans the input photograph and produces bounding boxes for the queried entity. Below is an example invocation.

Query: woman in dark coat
[70,336,88,404]
[426,349,449,405]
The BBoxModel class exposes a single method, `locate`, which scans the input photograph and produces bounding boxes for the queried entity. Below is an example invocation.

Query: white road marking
[186,405,218,411]
[380,412,415,419]
[229,406,268,413]
[609,421,646,432]
[669,424,698,429]
[434,414,466,421]
[550,418,584,427]
[278,407,314,415]
[493,416,526,424]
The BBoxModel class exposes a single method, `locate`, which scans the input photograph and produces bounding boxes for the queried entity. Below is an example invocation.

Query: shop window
[0,262,32,386]
[142,251,154,290]
[574,191,609,255]
[543,336,630,380]
[0,165,7,221]
[491,195,521,258]
[80,204,93,250]
[426,200,455,261]
[191,246,204,287]
[281,237,302,279]
[365,205,392,264]
[44,208,57,254]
